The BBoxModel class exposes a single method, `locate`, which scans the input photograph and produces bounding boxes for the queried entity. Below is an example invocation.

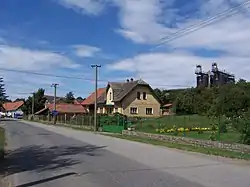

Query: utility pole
[31,92,35,117]
[91,64,101,131]
[51,83,59,124]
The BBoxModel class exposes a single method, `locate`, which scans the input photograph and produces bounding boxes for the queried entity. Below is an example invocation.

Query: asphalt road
[1,120,250,187]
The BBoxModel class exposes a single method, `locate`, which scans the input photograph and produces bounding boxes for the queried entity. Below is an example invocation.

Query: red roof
[74,100,80,104]
[3,101,24,111]
[46,103,86,114]
[81,88,106,105]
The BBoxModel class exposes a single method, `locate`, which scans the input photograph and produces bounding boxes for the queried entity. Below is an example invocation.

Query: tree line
[154,79,250,144]
[20,89,85,115]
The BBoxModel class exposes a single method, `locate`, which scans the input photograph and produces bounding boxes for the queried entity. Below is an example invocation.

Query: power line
[155,0,250,47]
[2,1,246,90]
[0,67,192,88]
[0,68,102,81]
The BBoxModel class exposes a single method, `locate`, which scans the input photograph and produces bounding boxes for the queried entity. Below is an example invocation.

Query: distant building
[35,103,87,117]
[195,63,235,88]
[3,101,24,118]
[195,65,209,88]
[44,95,64,104]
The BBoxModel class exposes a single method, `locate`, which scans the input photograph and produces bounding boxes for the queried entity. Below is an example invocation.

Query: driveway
[1,120,250,187]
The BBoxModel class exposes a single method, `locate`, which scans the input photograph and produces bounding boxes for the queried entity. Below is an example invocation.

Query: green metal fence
[32,113,131,133]
[99,114,129,133]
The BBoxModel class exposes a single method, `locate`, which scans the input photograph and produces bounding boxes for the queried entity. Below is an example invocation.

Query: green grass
[135,115,216,130]
[171,131,241,143]
[0,127,5,149]
[105,134,250,160]
[134,115,241,143]
[26,119,94,132]
[0,127,5,159]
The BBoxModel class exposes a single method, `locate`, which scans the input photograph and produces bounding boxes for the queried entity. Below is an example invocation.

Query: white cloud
[108,51,250,88]
[0,45,80,70]
[106,0,250,87]
[113,0,174,44]
[0,45,81,99]
[48,0,250,88]
[72,44,101,57]
[57,0,106,15]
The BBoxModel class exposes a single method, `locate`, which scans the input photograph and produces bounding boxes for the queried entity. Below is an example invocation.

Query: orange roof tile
[81,88,106,105]
[46,103,86,114]
[3,101,24,111]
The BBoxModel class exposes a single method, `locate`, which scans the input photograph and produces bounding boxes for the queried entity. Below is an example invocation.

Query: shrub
[238,118,250,145]
[173,125,178,136]
[209,131,216,141]
[211,123,218,131]
[218,122,228,133]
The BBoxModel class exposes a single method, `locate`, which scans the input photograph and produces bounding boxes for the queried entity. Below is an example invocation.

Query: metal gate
[99,114,130,133]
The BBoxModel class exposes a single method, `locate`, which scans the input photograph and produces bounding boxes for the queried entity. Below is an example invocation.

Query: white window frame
[146,108,153,115]
[130,107,138,114]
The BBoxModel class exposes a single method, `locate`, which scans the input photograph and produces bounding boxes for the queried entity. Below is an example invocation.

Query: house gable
[121,84,161,117]
[106,86,114,105]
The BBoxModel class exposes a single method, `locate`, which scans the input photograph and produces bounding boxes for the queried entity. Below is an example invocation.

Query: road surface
[1,120,250,187]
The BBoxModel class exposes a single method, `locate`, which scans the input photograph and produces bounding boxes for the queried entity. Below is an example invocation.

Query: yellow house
[97,78,162,117]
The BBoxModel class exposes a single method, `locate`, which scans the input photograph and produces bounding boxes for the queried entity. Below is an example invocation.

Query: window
[137,92,141,100]
[130,107,138,114]
[115,108,118,113]
[143,92,147,100]
[100,108,103,114]
[146,108,153,115]
[109,92,112,100]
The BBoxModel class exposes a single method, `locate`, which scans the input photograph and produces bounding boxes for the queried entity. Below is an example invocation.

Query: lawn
[0,127,5,159]
[135,115,216,130]
[105,134,250,160]
[0,127,5,149]
[134,115,241,143]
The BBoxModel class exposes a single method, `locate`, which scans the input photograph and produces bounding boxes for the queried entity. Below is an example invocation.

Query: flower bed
[156,126,216,133]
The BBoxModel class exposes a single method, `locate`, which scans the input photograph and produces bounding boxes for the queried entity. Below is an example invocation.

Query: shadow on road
[15,172,77,187]
[0,144,106,176]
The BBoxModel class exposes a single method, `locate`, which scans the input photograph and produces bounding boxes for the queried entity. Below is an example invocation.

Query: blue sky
[0,0,250,99]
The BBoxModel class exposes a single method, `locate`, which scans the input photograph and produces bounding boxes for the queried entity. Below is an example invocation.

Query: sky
[1,0,250,100]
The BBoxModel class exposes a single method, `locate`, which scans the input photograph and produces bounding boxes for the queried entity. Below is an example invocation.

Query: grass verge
[24,119,94,132]
[105,134,250,160]
[0,127,5,160]
[24,119,250,160]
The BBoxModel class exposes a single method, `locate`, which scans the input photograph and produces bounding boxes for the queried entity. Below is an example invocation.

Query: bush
[173,125,178,136]
[238,118,250,145]
[218,122,228,133]
[211,123,218,131]
[209,131,216,141]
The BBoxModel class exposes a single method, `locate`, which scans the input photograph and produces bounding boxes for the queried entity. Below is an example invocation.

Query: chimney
[126,79,129,83]
[130,78,134,82]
